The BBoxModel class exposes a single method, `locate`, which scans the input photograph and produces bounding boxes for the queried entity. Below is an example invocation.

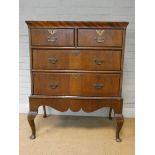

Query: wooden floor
[19,114,135,155]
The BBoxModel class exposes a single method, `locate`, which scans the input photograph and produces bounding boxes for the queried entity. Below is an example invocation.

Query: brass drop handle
[94,83,104,89]
[95,29,105,43]
[48,57,58,64]
[47,29,57,42]
[94,59,104,65]
[47,36,57,42]
[49,83,59,89]
[95,37,104,43]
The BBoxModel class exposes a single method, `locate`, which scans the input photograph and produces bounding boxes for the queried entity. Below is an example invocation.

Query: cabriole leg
[27,111,38,139]
[115,113,124,142]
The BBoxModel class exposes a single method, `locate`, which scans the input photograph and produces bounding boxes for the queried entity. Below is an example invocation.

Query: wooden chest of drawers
[26,21,128,142]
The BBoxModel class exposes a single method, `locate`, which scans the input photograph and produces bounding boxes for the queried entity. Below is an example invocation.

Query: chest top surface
[26,21,128,28]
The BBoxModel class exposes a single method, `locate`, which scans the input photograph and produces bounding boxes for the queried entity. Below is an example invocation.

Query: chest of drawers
[26,21,128,142]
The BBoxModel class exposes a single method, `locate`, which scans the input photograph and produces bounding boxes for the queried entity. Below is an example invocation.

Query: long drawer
[78,29,123,47]
[32,50,121,71]
[33,73,120,97]
[31,28,74,46]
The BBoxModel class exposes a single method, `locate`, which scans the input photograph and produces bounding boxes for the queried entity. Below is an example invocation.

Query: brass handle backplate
[48,57,58,64]
[49,83,59,89]
[48,29,57,35]
[47,29,57,42]
[94,83,104,89]
[95,29,105,43]
[96,29,105,36]
[94,59,104,65]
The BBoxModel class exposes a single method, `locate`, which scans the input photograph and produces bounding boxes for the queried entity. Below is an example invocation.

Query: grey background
[19,0,135,117]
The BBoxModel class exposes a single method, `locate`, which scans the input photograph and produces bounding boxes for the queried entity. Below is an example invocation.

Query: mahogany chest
[26,21,128,142]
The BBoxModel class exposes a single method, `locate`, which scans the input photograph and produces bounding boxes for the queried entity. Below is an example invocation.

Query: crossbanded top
[26,21,128,28]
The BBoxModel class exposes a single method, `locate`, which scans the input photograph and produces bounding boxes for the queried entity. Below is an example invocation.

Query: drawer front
[33,73,120,97]
[31,28,74,46]
[33,50,121,71]
[78,29,123,47]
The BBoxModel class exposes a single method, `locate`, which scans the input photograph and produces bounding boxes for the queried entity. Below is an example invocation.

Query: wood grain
[78,29,123,47]
[26,21,128,28]
[33,72,120,97]
[32,49,121,71]
[31,28,74,46]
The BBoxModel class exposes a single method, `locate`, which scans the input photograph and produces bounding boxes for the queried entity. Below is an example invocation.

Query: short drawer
[33,73,120,97]
[31,28,74,46]
[33,50,121,71]
[78,29,123,47]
